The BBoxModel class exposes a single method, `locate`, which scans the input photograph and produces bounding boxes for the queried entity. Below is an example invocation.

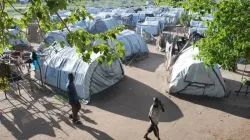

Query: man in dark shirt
[67,73,82,124]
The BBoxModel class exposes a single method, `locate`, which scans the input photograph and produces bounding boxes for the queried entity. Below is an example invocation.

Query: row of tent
[36,29,148,103]
[6,6,227,101]
[189,14,214,35]
[39,29,148,59]
[52,6,185,36]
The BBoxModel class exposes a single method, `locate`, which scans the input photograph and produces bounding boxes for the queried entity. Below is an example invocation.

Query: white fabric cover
[143,8,162,15]
[43,30,68,45]
[35,44,124,102]
[189,14,214,35]
[95,12,113,19]
[169,47,226,97]
[89,18,122,34]
[189,27,207,35]
[94,30,149,58]
[7,29,28,46]
[161,12,180,26]
[132,13,146,23]
[190,20,203,27]
[110,30,149,57]
[87,7,102,14]
[136,21,161,35]
[125,8,135,13]
[145,17,167,30]
[37,30,69,52]
[51,10,71,21]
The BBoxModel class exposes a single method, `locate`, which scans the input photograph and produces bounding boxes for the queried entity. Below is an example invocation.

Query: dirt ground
[0,44,250,140]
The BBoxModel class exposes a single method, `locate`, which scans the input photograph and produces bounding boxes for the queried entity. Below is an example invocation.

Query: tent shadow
[130,52,165,72]
[6,81,98,126]
[0,107,56,139]
[90,76,183,122]
[170,78,250,119]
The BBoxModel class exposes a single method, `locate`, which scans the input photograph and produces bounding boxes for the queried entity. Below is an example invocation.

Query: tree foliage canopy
[0,0,125,63]
[0,0,125,91]
[157,0,250,71]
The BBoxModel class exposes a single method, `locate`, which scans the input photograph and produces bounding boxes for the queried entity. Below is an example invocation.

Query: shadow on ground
[0,107,56,139]
[170,78,250,119]
[75,125,114,140]
[130,52,165,72]
[0,79,110,139]
[90,76,183,122]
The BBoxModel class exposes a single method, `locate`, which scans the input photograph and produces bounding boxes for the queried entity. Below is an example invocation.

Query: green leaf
[60,41,65,48]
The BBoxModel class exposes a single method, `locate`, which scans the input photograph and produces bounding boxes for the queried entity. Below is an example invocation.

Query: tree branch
[1,0,6,45]
[43,0,72,35]
[7,0,25,15]
[55,11,72,35]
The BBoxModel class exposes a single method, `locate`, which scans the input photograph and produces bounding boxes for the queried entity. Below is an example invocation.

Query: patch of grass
[53,94,68,103]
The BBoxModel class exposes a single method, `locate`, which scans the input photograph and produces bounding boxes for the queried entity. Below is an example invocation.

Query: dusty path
[0,45,250,140]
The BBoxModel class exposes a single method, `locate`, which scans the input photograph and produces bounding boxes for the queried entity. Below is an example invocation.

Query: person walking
[144,97,165,140]
[67,73,82,124]
[156,33,166,52]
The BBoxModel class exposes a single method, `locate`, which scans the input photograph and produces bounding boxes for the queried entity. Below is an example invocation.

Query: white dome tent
[136,20,161,35]
[132,13,146,25]
[169,47,226,98]
[189,14,214,35]
[109,30,149,58]
[36,44,124,103]
[7,24,28,46]
[88,18,122,34]
[145,17,167,31]
[161,12,180,26]
[93,30,149,60]
[37,30,69,53]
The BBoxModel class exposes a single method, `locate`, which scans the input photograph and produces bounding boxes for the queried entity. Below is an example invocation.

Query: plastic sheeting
[189,27,207,35]
[136,20,161,35]
[95,12,113,19]
[94,30,149,58]
[189,14,214,35]
[112,8,135,14]
[87,7,102,14]
[161,12,180,26]
[50,10,71,21]
[89,18,122,34]
[169,7,185,16]
[145,17,167,31]
[7,29,28,46]
[132,13,146,24]
[120,13,134,26]
[37,30,69,53]
[169,47,226,98]
[141,8,162,15]
[35,44,124,102]
[110,30,149,57]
